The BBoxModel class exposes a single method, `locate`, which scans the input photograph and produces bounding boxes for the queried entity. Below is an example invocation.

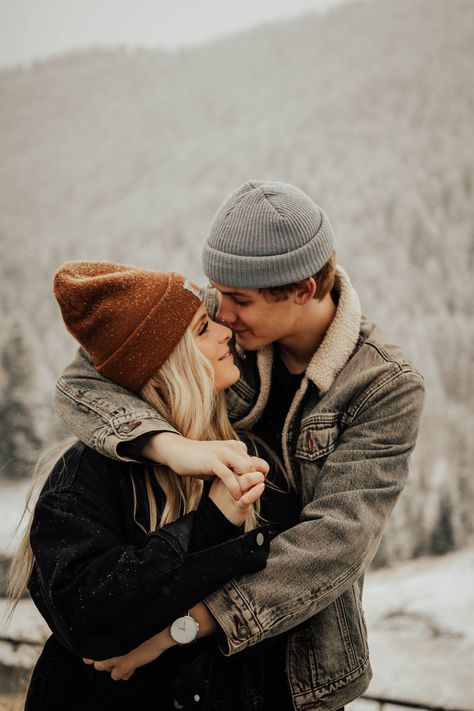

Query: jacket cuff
[117,431,159,462]
[204,573,266,656]
[110,423,180,462]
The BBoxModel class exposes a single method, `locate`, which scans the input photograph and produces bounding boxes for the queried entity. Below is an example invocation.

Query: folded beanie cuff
[202,217,335,288]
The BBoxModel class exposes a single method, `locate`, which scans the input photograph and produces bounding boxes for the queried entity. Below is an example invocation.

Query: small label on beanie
[183,279,202,300]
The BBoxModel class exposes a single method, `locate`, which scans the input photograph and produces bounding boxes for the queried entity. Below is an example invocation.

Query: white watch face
[170,615,199,645]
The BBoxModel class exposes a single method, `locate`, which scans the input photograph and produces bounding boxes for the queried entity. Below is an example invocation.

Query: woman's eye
[199,321,209,336]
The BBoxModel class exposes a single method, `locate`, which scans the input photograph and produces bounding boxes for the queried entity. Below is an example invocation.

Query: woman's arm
[83,602,216,681]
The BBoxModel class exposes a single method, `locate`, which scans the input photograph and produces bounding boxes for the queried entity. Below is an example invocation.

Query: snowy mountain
[0,0,473,562]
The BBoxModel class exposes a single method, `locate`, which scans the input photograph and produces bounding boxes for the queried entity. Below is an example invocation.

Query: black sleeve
[117,431,159,461]
[29,485,269,661]
[190,494,243,553]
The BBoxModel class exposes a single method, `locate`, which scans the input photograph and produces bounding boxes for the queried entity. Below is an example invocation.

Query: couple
[11,180,424,711]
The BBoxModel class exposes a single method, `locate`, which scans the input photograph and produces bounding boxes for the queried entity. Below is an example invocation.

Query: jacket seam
[293,652,369,698]
[346,368,423,423]
[56,379,159,428]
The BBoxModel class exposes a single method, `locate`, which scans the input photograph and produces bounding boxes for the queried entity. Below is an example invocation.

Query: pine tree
[0,320,41,479]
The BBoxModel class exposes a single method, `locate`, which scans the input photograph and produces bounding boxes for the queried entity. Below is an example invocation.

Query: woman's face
[189,304,240,391]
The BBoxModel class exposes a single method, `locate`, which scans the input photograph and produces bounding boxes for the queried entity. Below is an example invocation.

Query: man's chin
[235,332,264,350]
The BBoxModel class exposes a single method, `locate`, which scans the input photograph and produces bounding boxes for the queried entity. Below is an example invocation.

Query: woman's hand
[209,469,266,527]
[83,627,175,681]
[83,603,218,682]
[143,433,269,501]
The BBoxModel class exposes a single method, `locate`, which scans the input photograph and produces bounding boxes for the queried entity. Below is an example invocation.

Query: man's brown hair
[260,250,337,302]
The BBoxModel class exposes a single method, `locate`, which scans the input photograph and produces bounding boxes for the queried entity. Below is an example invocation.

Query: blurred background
[0,0,473,709]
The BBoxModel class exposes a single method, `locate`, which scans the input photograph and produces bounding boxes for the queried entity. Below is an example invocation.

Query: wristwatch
[169,613,200,645]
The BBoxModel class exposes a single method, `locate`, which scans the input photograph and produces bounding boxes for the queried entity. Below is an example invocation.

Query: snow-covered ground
[350,548,474,711]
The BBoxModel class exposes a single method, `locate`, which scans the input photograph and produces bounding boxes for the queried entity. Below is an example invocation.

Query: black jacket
[26,442,270,710]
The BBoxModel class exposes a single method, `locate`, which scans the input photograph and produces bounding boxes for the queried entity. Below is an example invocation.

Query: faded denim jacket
[55,266,425,711]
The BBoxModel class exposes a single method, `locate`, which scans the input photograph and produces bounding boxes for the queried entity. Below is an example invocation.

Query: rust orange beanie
[53,261,202,392]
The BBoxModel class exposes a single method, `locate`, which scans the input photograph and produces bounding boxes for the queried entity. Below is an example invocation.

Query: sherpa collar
[306,265,361,394]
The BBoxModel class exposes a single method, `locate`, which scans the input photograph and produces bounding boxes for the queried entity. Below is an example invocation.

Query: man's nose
[217,300,236,324]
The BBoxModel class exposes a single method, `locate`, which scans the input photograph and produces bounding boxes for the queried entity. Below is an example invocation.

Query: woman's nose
[216,321,232,341]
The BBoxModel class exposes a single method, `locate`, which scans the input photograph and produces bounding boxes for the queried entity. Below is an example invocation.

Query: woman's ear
[293,277,317,305]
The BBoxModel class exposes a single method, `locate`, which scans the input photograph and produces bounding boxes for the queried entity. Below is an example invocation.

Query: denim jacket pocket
[295,413,342,462]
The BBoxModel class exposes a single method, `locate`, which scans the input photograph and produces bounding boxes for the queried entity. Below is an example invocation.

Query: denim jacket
[55,266,425,711]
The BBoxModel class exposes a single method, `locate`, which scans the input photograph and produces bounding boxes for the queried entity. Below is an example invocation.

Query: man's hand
[143,433,269,500]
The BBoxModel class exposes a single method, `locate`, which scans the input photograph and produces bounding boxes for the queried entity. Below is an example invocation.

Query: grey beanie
[201,180,335,288]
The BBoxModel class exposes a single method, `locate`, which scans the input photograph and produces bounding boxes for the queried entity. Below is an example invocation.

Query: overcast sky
[0,0,365,68]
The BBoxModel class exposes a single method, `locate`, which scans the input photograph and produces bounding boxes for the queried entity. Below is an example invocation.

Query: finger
[83,658,95,665]
[236,471,265,494]
[239,482,265,507]
[213,462,242,500]
[93,660,116,672]
[122,670,135,681]
[111,666,126,681]
[232,440,248,453]
[226,453,256,475]
[250,456,270,476]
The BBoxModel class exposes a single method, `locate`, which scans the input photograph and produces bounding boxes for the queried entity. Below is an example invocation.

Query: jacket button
[173,701,184,710]
[256,532,265,546]
[193,694,200,702]
[237,624,250,638]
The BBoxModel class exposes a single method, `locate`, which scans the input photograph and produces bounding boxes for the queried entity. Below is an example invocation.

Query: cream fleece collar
[306,265,361,394]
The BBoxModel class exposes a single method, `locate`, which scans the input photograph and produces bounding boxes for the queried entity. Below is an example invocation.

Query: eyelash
[199,321,209,336]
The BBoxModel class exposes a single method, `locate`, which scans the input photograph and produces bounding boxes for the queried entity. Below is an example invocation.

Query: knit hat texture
[53,261,202,392]
[201,180,335,288]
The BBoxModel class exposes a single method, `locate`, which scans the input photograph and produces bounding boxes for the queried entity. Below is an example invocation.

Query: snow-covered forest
[0,0,473,567]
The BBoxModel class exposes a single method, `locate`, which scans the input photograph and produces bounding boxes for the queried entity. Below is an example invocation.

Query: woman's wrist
[189,602,218,638]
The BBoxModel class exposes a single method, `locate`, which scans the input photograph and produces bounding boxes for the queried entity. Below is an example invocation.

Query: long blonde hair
[7,329,263,617]
[136,329,248,531]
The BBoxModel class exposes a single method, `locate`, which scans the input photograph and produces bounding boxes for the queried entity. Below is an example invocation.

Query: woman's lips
[218,350,233,361]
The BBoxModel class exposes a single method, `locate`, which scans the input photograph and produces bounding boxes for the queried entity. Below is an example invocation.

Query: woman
[8,261,278,711]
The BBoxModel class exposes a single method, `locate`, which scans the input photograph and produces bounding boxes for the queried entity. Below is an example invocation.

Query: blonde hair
[7,328,270,617]
[135,329,260,531]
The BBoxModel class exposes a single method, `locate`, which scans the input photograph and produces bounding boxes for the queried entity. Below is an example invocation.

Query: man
[55,181,425,710]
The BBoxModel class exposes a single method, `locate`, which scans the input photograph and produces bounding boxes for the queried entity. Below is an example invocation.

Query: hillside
[0,0,473,561]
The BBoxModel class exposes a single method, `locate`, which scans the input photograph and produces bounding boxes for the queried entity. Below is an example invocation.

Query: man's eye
[199,321,209,335]
[233,300,249,306]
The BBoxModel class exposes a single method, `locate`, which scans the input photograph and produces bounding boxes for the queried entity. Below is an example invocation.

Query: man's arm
[204,370,425,654]
[55,349,266,499]
[55,348,177,460]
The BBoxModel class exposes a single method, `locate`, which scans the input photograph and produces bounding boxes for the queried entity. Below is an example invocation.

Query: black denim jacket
[27,442,269,710]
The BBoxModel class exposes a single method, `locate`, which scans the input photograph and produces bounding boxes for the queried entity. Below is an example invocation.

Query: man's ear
[293,278,317,305]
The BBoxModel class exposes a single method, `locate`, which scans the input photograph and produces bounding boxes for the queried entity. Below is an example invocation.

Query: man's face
[212,282,299,350]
